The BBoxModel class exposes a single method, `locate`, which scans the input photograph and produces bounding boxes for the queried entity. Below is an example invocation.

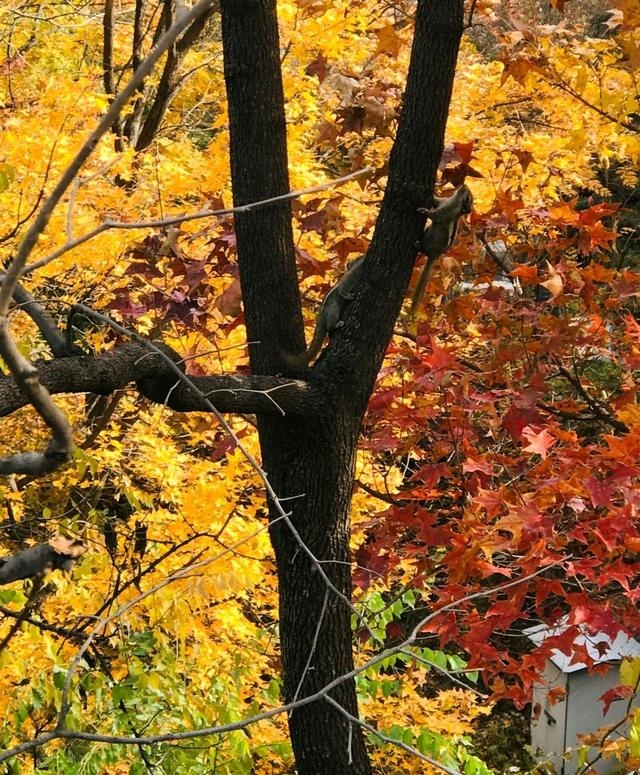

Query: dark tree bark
[220,2,371,773]
[219,1,465,774]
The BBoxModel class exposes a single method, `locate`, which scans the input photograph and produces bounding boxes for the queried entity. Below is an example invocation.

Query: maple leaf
[521,425,556,458]
[440,141,476,168]
[502,393,544,442]
[423,344,458,374]
[216,278,243,317]
[374,24,403,58]
[440,162,482,188]
[495,504,542,545]
[577,220,618,255]
[513,149,535,172]
[619,37,640,70]
[332,236,370,262]
[297,196,345,237]
[491,189,525,224]
[451,140,475,165]
[611,272,640,303]
[600,684,632,715]
[593,513,635,552]
[578,202,619,225]
[314,119,340,146]
[547,200,580,226]
[499,54,546,85]
[509,263,539,285]
[540,261,564,298]
[294,245,324,277]
[180,259,209,293]
[462,456,494,475]
[297,0,332,17]
[305,51,329,82]
[547,685,567,705]
[617,404,640,428]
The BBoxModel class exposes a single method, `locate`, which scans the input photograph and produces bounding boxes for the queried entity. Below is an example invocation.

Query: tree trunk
[220,1,464,773]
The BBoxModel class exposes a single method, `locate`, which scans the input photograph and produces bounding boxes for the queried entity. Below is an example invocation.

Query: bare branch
[21,166,374,275]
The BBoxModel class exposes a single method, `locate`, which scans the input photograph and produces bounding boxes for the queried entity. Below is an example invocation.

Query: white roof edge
[524,622,640,673]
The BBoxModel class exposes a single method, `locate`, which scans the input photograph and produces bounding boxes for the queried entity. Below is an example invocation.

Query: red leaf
[600,684,632,715]
[521,425,556,458]
[463,456,494,475]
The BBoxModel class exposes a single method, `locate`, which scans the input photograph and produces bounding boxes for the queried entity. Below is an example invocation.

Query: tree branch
[20,166,373,276]
[0,343,313,419]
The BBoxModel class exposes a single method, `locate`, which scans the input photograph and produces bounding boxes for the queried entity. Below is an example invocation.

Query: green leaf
[0,588,21,604]
[381,679,399,697]
[417,729,437,755]
[0,163,15,193]
[52,666,67,690]
[111,682,134,704]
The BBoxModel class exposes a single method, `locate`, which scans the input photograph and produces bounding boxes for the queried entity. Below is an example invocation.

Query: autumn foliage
[0,0,638,773]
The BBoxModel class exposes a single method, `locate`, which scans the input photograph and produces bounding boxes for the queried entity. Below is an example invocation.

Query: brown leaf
[216,278,243,317]
[305,51,329,82]
[540,260,564,298]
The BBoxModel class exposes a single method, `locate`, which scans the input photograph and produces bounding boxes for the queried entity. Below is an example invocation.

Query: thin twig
[21,166,374,275]
[324,694,461,775]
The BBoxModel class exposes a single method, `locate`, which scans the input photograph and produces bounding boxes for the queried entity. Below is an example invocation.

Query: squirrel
[409,184,473,316]
[283,255,365,369]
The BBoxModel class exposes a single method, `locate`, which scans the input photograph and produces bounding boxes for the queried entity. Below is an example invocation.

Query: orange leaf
[510,264,539,284]
[374,24,403,58]
[540,261,564,297]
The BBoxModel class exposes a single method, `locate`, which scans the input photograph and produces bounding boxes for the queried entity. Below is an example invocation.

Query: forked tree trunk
[220,1,464,773]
